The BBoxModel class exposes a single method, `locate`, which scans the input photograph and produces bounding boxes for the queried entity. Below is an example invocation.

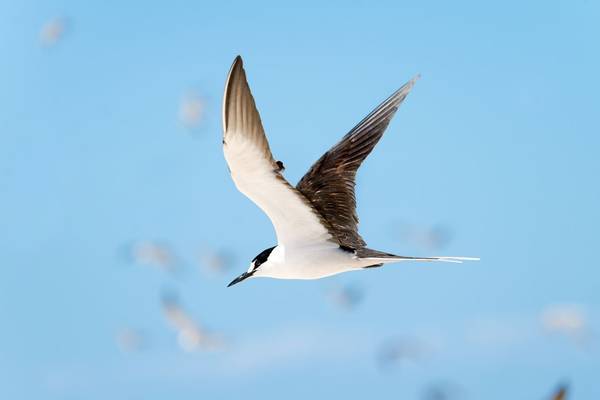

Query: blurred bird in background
[541,304,592,348]
[39,17,69,47]
[120,240,181,275]
[327,284,364,311]
[116,328,146,353]
[161,292,225,352]
[198,245,236,276]
[179,90,206,130]
[548,383,568,400]
[420,381,465,400]
[376,335,431,370]
[393,221,454,251]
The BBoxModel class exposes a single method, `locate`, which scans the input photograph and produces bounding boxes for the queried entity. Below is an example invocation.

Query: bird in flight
[223,56,477,287]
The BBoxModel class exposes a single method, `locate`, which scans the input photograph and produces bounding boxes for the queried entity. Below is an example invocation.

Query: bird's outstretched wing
[222,56,334,246]
[296,77,418,249]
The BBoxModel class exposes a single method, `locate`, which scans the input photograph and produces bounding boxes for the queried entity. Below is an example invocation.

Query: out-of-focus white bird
[116,328,145,353]
[161,293,224,352]
[395,222,453,251]
[122,240,180,274]
[198,246,235,275]
[40,17,68,46]
[541,304,591,347]
[179,90,206,129]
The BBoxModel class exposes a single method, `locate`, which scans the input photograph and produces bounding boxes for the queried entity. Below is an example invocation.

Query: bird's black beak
[227,271,253,287]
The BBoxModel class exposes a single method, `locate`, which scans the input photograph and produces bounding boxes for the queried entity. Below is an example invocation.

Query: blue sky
[1,0,599,399]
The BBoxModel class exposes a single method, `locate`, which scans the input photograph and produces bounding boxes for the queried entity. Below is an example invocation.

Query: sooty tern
[223,56,477,287]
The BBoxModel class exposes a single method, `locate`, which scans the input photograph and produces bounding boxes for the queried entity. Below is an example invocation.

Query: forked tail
[357,248,479,264]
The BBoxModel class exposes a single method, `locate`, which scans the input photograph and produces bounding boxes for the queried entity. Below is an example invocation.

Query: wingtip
[223,55,247,132]
[389,74,420,101]
[404,74,421,90]
[227,56,244,78]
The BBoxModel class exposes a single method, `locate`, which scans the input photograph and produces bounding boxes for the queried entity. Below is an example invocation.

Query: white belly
[257,243,375,280]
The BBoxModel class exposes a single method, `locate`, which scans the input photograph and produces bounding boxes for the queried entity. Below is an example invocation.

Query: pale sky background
[1,1,599,399]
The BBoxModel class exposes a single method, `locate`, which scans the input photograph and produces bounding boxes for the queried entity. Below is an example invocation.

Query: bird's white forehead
[246,260,256,273]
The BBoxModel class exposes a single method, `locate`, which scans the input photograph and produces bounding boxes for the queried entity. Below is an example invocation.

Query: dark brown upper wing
[296,77,418,249]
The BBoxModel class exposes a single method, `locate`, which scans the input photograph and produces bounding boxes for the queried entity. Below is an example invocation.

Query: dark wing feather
[296,77,418,249]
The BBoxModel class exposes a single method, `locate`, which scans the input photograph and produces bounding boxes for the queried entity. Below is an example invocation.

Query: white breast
[259,243,370,280]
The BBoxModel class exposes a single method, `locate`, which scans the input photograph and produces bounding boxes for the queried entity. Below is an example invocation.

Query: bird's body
[249,244,372,280]
[222,56,477,286]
